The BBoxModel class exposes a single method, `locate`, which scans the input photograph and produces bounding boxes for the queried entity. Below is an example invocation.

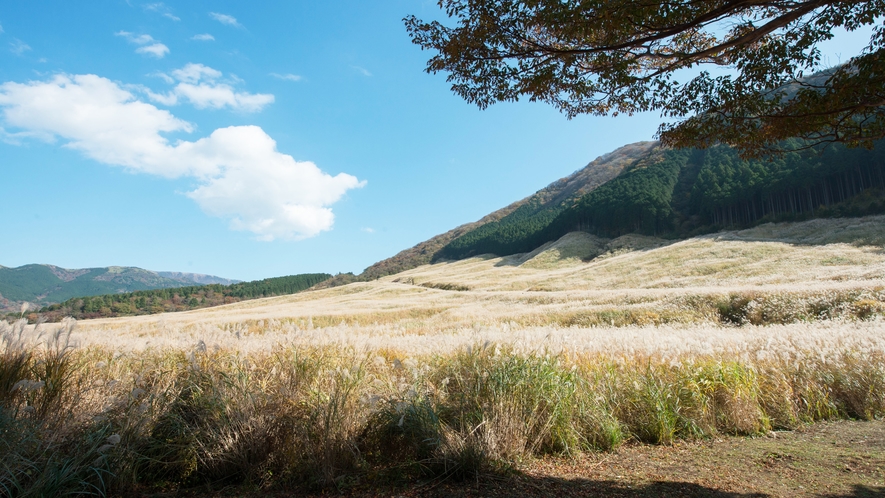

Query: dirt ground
[162,419,884,498]
[412,420,885,498]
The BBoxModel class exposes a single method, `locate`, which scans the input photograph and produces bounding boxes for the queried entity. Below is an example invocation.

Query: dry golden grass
[66,215,885,353]
[2,216,885,495]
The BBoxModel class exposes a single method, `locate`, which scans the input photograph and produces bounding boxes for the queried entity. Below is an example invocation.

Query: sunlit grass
[3,216,884,495]
[3,314,885,495]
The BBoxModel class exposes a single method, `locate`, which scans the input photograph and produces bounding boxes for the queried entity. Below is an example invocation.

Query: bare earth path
[494,420,885,498]
[346,420,885,498]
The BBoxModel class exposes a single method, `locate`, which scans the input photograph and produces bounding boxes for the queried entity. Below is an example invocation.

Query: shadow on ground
[819,485,885,498]
[411,475,885,498]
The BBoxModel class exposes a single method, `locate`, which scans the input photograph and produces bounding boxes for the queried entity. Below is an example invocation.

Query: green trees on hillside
[435,199,565,260]
[689,141,885,226]
[33,273,331,321]
[436,141,885,260]
[434,142,653,261]
[547,150,688,238]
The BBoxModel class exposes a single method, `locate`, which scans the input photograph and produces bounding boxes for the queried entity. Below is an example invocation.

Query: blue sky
[0,2,877,281]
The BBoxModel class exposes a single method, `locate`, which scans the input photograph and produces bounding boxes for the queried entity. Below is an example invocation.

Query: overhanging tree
[405,1,885,155]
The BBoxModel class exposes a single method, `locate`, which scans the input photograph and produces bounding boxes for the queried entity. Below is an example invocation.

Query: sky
[0,2,877,281]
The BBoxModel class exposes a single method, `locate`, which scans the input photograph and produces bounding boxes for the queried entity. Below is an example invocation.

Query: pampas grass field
[2,216,884,496]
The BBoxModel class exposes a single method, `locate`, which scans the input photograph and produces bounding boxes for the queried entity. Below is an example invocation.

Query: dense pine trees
[688,141,885,226]
[435,141,885,260]
[545,150,688,238]
[435,200,566,260]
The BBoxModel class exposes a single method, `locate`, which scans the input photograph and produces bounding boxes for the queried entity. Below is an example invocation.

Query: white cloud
[143,3,180,21]
[175,83,274,112]
[361,227,375,233]
[149,71,175,84]
[192,33,215,41]
[136,43,169,58]
[142,88,178,106]
[172,63,222,84]
[10,39,31,56]
[115,31,154,44]
[352,65,372,77]
[0,23,4,34]
[0,74,364,240]
[0,75,193,175]
[270,73,302,82]
[147,63,274,112]
[186,127,364,240]
[0,126,54,145]
[116,31,169,58]
[209,12,241,28]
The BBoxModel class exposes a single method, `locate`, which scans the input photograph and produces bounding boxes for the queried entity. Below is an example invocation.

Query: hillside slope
[73,215,885,353]
[328,139,885,293]
[317,141,658,288]
[438,139,885,260]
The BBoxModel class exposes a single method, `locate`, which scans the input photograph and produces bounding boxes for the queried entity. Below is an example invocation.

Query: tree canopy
[405,1,885,155]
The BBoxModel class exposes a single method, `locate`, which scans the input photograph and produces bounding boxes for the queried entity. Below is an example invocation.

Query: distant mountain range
[0,264,239,311]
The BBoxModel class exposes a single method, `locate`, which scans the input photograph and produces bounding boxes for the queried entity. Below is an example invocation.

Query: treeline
[24,273,331,322]
[433,142,658,261]
[687,140,885,227]
[436,199,567,260]
[435,140,885,260]
[546,149,689,239]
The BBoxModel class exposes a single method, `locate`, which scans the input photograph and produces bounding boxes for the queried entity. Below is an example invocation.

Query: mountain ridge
[0,264,238,311]
[318,138,885,291]
[432,139,885,262]
[314,141,659,289]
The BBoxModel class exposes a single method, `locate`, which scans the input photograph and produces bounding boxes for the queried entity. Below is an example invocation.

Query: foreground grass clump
[2,318,885,495]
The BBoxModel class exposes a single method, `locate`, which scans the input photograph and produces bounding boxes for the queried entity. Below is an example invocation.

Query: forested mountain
[0,265,233,311]
[24,273,331,322]
[315,139,885,292]
[309,141,660,289]
[436,140,885,260]
[433,142,660,261]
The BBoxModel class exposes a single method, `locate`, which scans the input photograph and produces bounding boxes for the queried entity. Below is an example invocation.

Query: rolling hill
[0,264,237,311]
[32,272,332,321]
[437,140,885,260]
[314,141,659,288]
[72,214,885,352]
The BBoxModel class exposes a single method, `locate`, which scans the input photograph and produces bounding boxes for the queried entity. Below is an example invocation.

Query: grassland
[2,216,885,496]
